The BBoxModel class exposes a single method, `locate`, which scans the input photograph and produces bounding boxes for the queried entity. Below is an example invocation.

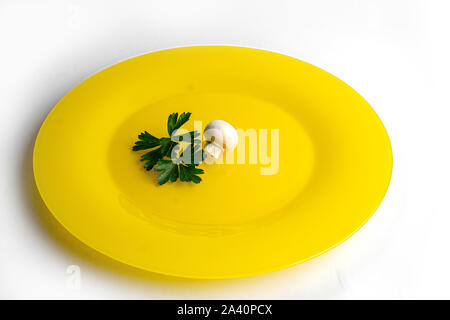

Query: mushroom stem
[204,141,223,159]
[203,120,238,162]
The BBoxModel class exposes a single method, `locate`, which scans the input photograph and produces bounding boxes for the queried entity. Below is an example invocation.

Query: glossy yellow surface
[33,46,392,279]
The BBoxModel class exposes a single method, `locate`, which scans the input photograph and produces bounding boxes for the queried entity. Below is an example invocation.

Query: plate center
[108,92,315,231]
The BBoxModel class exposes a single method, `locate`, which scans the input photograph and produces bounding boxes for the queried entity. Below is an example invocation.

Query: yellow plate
[33,46,392,279]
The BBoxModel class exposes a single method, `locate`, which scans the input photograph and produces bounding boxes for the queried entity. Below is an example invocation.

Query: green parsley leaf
[179,164,204,184]
[140,147,162,171]
[154,159,179,185]
[159,137,175,157]
[167,113,178,136]
[167,112,192,136]
[175,112,191,130]
[133,112,204,185]
[132,131,160,151]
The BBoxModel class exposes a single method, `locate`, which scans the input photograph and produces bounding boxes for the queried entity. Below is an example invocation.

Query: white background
[0,0,449,299]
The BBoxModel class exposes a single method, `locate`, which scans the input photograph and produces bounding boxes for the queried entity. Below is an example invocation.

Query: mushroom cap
[204,120,238,151]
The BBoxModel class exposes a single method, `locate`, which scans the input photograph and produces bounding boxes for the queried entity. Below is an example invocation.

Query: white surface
[0,0,449,299]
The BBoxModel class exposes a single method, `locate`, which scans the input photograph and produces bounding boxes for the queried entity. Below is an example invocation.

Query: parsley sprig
[133,112,205,185]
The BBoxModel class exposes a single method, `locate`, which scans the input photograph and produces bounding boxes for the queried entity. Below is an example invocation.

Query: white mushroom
[203,120,238,159]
